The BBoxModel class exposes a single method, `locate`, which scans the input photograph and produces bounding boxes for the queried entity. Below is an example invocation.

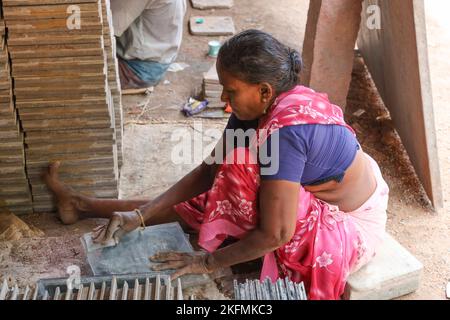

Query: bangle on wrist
[134,208,146,230]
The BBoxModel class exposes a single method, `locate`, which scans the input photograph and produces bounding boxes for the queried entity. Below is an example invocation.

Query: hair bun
[289,49,302,74]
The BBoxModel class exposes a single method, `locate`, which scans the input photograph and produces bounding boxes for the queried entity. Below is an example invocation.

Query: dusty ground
[0,0,448,300]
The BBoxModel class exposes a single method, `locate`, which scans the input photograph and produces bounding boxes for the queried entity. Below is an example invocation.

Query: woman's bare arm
[138,162,214,219]
[149,179,301,278]
[93,132,234,243]
[208,179,300,269]
[139,133,229,221]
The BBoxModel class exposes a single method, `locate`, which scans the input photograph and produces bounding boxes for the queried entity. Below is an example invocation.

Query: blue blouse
[225,114,360,185]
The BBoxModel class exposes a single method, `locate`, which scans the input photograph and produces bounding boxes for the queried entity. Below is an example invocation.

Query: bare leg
[43,162,193,231]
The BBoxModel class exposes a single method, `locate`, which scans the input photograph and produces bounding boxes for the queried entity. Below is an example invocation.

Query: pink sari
[174,85,389,300]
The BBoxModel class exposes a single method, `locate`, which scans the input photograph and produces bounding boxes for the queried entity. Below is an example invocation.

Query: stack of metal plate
[0,5,33,215]
[203,62,224,109]
[2,0,119,213]
[0,274,188,300]
[190,0,234,10]
[234,277,308,300]
[100,0,123,168]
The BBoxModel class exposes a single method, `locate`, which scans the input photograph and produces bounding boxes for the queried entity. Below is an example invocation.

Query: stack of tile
[2,0,119,213]
[0,5,33,215]
[202,62,224,109]
[100,0,123,168]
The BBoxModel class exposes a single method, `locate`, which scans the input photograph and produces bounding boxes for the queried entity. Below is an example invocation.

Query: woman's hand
[91,211,142,245]
[149,251,216,280]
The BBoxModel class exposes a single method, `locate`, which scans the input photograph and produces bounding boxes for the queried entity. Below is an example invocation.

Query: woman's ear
[259,82,274,103]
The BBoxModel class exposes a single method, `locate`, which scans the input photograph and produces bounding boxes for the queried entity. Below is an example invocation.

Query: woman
[44,30,389,300]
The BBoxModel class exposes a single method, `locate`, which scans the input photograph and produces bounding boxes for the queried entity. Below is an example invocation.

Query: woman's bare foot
[42,161,84,225]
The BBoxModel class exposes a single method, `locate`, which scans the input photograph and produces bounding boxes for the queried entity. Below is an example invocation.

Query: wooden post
[301,0,363,109]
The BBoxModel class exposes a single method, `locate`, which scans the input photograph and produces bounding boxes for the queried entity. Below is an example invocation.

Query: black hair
[218,29,302,94]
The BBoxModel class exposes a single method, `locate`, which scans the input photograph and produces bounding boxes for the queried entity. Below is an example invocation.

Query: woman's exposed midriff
[304,149,377,212]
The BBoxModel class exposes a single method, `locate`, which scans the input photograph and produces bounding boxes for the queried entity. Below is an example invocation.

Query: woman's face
[217,61,273,121]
